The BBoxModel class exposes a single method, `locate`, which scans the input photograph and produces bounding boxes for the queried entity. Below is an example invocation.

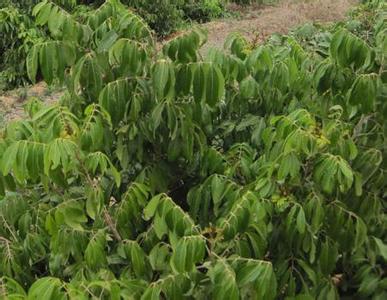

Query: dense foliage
[0,0,44,89]
[0,0,223,89]
[125,0,223,37]
[0,0,386,299]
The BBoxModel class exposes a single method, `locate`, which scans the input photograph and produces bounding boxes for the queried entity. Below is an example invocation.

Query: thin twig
[103,208,122,242]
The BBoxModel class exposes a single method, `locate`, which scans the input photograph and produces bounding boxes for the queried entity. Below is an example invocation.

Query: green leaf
[98,78,132,126]
[354,218,367,250]
[373,237,387,261]
[348,74,378,113]
[170,235,205,273]
[296,207,306,235]
[193,63,225,107]
[55,200,87,231]
[297,259,317,286]
[143,194,161,221]
[27,45,39,83]
[97,30,118,52]
[141,285,161,300]
[153,59,175,101]
[240,75,259,99]
[28,277,65,300]
[149,243,170,271]
[109,38,147,76]
[0,277,27,298]
[84,231,107,270]
[130,241,148,278]
[236,261,266,285]
[208,261,240,300]
[86,186,104,220]
[319,240,338,276]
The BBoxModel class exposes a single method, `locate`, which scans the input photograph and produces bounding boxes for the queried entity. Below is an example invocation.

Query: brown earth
[0,0,355,124]
[201,0,356,53]
[0,82,63,124]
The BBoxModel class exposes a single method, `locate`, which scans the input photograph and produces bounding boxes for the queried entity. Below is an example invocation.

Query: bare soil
[0,0,355,124]
[201,0,356,53]
[0,82,63,124]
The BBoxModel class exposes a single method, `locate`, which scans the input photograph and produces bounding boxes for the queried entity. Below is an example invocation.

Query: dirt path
[201,0,355,53]
[0,0,355,124]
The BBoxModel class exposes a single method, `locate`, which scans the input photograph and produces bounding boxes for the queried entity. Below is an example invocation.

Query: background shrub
[0,0,225,90]
[0,2,45,89]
